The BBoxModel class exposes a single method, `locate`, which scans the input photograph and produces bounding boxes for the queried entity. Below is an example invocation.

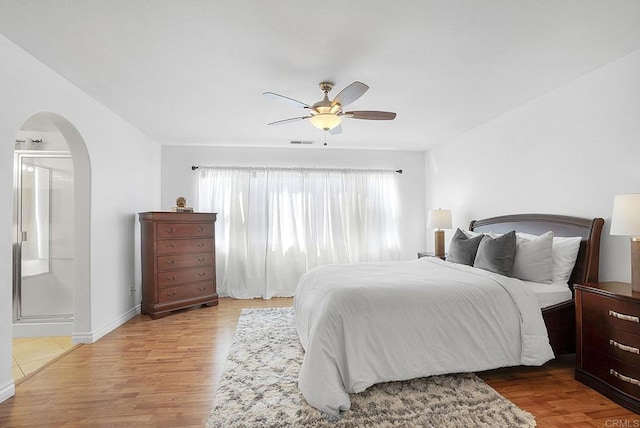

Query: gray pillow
[446,228,484,266]
[473,230,517,276]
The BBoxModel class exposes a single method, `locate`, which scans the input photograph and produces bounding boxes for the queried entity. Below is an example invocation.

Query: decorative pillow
[473,230,517,276]
[446,228,484,266]
[518,233,582,284]
[550,236,582,284]
[512,231,554,283]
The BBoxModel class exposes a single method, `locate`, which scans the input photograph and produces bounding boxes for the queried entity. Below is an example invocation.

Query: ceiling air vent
[289,140,313,145]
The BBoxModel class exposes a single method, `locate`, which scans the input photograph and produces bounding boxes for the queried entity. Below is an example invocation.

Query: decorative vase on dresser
[139,211,218,319]
[575,281,640,413]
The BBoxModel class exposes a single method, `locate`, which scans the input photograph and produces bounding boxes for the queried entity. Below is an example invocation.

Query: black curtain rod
[191,165,402,174]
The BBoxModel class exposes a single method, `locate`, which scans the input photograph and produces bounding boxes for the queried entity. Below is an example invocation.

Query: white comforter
[294,257,554,415]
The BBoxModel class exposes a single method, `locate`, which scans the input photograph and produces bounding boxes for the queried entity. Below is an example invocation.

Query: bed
[294,213,604,416]
[470,214,604,355]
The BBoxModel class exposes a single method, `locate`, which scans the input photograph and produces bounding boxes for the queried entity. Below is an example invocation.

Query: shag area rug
[206,307,536,427]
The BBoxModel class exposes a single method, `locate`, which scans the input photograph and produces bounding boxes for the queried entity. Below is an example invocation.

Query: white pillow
[464,230,500,239]
[461,229,482,238]
[512,231,554,283]
[517,232,582,284]
[550,236,582,284]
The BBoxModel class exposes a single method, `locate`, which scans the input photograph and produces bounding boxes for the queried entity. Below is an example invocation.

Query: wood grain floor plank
[0,297,637,427]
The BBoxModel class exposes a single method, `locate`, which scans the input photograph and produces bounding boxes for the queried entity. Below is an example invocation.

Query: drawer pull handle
[198,272,206,277]
[609,310,640,323]
[167,291,176,297]
[166,228,176,234]
[196,227,205,232]
[197,257,206,262]
[166,260,175,265]
[610,339,640,354]
[167,243,175,248]
[197,243,205,247]
[166,276,176,281]
[610,369,640,386]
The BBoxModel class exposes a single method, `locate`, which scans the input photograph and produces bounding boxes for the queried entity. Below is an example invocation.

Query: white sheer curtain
[197,167,400,298]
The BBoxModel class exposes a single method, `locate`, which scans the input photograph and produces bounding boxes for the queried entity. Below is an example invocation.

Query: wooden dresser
[576,282,640,413]
[139,211,218,319]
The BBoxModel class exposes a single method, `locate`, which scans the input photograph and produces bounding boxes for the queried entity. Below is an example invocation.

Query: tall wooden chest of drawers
[576,282,640,413]
[139,211,218,319]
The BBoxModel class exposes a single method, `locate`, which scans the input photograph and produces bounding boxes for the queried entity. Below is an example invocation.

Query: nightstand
[417,252,446,260]
[575,281,640,414]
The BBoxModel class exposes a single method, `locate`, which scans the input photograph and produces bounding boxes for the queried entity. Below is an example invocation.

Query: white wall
[0,35,161,402]
[161,145,426,262]
[426,50,640,282]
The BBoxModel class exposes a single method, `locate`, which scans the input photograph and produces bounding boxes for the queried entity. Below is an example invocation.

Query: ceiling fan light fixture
[310,113,342,131]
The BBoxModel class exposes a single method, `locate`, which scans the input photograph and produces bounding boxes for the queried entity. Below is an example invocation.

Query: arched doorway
[11,112,90,346]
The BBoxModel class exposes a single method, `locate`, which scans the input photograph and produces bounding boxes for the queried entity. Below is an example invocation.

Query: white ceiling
[1,1,640,151]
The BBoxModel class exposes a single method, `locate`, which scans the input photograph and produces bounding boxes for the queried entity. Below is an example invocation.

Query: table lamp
[427,209,452,258]
[610,194,640,292]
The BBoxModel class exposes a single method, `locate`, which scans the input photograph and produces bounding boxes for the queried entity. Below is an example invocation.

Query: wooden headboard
[469,214,604,288]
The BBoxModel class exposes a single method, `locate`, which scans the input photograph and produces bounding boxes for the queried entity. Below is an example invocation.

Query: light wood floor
[0,297,637,427]
[12,336,76,382]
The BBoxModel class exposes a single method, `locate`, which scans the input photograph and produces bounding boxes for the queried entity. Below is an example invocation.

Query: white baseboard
[0,380,15,404]
[13,321,74,338]
[72,305,141,344]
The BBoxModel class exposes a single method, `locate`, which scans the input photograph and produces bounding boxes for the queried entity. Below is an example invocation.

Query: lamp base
[632,238,640,293]
[434,230,445,258]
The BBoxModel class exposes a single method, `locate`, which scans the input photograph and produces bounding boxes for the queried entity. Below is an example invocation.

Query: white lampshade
[427,209,452,230]
[310,114,342,131]
[611,194,640,236]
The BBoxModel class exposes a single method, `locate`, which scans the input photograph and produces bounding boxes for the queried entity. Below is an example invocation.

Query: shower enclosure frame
[13,150,74,324]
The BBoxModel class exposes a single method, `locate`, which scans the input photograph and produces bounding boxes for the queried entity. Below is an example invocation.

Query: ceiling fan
[263,81,396,135]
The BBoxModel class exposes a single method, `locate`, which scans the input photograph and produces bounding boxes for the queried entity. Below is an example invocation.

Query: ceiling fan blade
[263,92,310,109]
[331,81,369,107]
[328,124,342,135]
[267,116,310,126]
[344,110,396,120]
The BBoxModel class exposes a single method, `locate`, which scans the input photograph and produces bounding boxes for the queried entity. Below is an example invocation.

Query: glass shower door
[14,153,74,322]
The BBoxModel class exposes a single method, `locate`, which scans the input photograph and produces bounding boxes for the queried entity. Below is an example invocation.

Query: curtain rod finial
[396,169,402,174]
[191,166,199,171]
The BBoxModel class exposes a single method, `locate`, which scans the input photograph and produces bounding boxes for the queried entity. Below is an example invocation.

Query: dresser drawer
[582,291,640,335]
[583,347,640,400]
[583,319,640,366]
[156,222,213,239]
[157,267,215,288]
[156,238,213,255]
[157,253,213,271]
[158,281,215,303]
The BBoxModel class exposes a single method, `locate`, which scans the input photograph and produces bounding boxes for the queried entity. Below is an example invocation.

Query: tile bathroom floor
[12,336,76,382]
